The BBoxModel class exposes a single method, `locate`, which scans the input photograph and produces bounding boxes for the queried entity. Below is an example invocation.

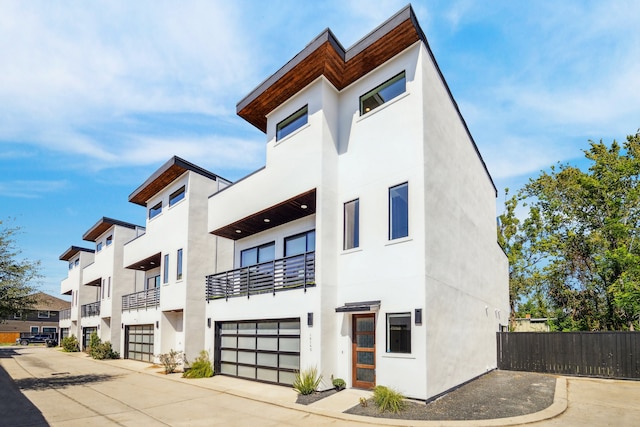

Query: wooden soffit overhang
[59,246,94,261]
[210,189,316,240]
[125,252,162,271]
[82,217,139,242]
[237,5,426,132]
[129,156,228,207]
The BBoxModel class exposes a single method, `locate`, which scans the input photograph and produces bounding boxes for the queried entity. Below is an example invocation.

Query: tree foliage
[501,132,640,331]
[0,219,40,319]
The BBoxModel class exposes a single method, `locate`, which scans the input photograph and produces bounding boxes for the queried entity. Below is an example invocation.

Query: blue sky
[2,0,640,297]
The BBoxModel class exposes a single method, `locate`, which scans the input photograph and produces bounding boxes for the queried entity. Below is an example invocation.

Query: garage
[215,318,300,385]
[125,324,154,362]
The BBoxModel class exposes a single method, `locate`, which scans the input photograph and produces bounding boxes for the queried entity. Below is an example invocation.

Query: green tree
[0,219,40,319]
[519,132,640,331]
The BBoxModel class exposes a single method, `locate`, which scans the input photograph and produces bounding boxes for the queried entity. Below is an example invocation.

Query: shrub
[61,335,79,352]
[88,332,100,353]
[372,385,406,414]
[158,349,182,374]
[91,341,120,360]
[292,366,322,395]
[332,377,346,391]
[182,350,214,378]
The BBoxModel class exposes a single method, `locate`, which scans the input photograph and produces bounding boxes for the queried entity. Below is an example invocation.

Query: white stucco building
[121,156,232,361]
[59,246,95,344]
[203,5,508,400]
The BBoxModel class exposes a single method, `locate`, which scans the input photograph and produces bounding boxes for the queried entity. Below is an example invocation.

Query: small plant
[359,397,368,407]
[292,366,322,395]
[332,377,346,391]
[87,333,119,359]
[183,350,214,378]
[61,335,80,352]
[158,349,182,374]
[88,332,100,353]
[372,385,406,414]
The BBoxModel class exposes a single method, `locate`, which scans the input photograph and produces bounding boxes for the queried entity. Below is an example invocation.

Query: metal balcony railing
[81,301,100,317]
[122,287,160,311]
[206,251,315,301]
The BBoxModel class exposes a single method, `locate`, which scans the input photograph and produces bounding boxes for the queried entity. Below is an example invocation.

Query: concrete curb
[59,349,568,426]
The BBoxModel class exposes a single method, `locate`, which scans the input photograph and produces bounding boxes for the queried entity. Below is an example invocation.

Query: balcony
[81,301,100,317]
[122,287,160,311]
[206,251,315,300]
[60,308,71,320]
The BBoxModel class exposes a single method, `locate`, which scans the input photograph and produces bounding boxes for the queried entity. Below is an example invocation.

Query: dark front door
[352,313,375,389]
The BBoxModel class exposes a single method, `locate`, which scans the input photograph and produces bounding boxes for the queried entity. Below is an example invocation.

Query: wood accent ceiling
[83,217,137,242]
[59,246,94,261]
[210,189,316,240]
[125,252,162,271]
[237,9,423,132]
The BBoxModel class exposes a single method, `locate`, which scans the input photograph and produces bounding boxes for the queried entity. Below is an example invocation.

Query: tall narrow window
[101,279,105,299]
[96,242,103,252]
[169,186,185,206]
[149,202,162,219]
[344,199,360,250]
[276,105,308,140]
[386,313,411,353]
[107,277,111,298]
[106,235,113,246]
[389,182,409,240]
[360,71,406,115]
[163,254,169,284]
[176,249,183,280]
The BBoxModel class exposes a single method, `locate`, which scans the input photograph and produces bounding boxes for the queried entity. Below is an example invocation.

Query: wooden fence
[497,331,640,380]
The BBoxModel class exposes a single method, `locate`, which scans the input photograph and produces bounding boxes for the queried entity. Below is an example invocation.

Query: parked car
[16,334,57,347]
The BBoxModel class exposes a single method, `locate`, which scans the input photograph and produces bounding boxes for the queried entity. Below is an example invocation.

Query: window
[163,254,169,284]
[176,249,183,280]
[284,230,315,256]
[68,262,73,270]
[169,186,186,206]
[360,71,406,115]
[276,105,308,141]
[389,182,409,240]
[97,242,103,252]
[344,199,360,250]
[30,326,39,334]
[107,277,111,298]
[106,235,113,246]
[386,313,411,353]
[146,275,160,289]
[102,279,105,299]
[149,202,162,219]
[241,242,275,267]
[74,258,79,267]
[37,311,50,319]
[13,312,21,319]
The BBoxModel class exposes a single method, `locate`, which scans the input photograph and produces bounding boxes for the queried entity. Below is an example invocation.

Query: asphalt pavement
[1,346,638,426]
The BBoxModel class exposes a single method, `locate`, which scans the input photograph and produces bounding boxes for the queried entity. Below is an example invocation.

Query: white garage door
[216,318,300,385]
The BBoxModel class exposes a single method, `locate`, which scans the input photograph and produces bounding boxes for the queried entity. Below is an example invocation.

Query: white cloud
[0,179,68,198]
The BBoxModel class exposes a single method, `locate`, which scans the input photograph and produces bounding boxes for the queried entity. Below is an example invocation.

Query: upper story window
[13,312,21,319]
[176,248,183,280]
[360,71,406,115]
[276,105,308,141]
[163,254,169,284]
[241,242,275,267]
[169,186,186,207]
[149,202,162,219]
[344,199,360,250]
[68,262,73,270]
[146,275,160,289]
[74,258,79,267]
[38,311,51,319]
[96,242,103,252]
[389,182,409,240]
[284,230,315,257]
[106,235,113,246]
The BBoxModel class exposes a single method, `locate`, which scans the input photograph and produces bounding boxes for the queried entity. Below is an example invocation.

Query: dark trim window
[169,186,186,206]
[13,312,21,319]
[149,202,162,219]
[276,105,308,141]
[107,277,111,298]
[30,326,39,334]
[74,259,79,267]
[344,199,360,250]
[106,235,113,246]
[68,262,73,270]
[176,249,183,280]
[38,311,51,319]
[146,275,160,289]
[284,230,315,257]
[386,313,411,353]
[96,242,103,252]
[241,242,275,267]
[360,71,406,115]
[163,254,169,284]
[389,182,409,240]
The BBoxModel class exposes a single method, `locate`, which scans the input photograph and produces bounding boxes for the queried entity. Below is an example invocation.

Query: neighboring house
[121,156,233,362]
[0,292,70,343]
[514,315,552,332]
[204,5,509,400]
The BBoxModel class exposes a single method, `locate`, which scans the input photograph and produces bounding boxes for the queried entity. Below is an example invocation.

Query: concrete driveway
[1,346,638,426]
